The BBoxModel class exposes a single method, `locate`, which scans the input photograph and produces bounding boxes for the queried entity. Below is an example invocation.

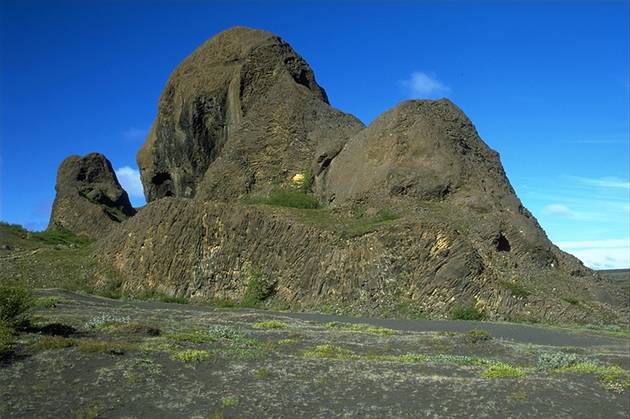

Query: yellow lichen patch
[292,173,305,186]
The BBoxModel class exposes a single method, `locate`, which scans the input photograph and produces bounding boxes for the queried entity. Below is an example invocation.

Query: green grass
[561,296,580,305]
[129,289,189,304]
[450,305,485,321]
[246,187,321,209]
[221,396,239,407]
[0,319,14,354]
[481,362,525,379]
[498,280,531,298]
[170,349,212,363]
[254,320,289,329]
[324,321,395,335]
[33,296,71,308]
[30,226,93,247]
[277,338,298,345]
[28,335,76,353]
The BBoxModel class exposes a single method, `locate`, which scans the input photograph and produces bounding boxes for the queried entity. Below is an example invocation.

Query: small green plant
[450,305,485,321]
[482,362,525,379]
[207,324,242,340]
[466,329,491,343]
[303,344,353,359]
[0,284,33,327]
[499,280,531,298]
[132,289,189,304]
[221,396,239,407]
[561,296,580,305]
[242,271,275,307]
[170,349,212,363]
[254,320,289,329]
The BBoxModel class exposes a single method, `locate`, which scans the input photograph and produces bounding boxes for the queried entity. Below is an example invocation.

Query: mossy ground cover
[1,288,627,418]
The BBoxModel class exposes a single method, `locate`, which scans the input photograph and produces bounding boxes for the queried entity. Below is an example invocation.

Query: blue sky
[1,1,628,269]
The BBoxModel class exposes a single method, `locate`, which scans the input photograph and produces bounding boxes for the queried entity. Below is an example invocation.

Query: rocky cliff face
[137,27,363,202]
[49,153,135,238]
[50,27,627,324]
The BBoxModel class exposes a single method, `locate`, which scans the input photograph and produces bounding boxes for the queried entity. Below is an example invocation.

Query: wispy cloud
[400,72,450,98]
[557,239,630,270]
[115,166,145,204]
[542,203,573,217]
[574,176,630,190]
[123,127,146,141]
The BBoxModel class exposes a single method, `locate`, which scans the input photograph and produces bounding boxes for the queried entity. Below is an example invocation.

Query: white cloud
[115,166,145,201]
[557,239,630,269]
[542,203,572,216]
[400,72,450,98]
[574,176,630,190]
[123,127,146,140]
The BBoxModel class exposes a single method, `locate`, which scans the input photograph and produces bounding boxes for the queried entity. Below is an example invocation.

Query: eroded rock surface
[49,153,135,237]
[137,26,363,202]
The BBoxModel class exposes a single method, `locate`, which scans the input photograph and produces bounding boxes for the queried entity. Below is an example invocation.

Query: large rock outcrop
[49,153,135,237]
[48,26,624,325]
[137,26,363,202]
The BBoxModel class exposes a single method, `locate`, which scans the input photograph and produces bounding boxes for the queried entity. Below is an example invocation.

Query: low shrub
[0,284,33,327]
[258,187,321,209]
[85,313,131,329]
[242,271,275,307]
[254,320,288,329]
[0,319,14,354]
[324,321,395,336]
[450,305,485,321]
[499,280,531,298]
[76,339,136,354]
[537,352,580,370]
[170,349,212,363]
[28,335,76,353]
[207,325,242,340]
[466,329,491,343]
[304,344,353,359]
[482,362,525,379]
[165,330,215,344]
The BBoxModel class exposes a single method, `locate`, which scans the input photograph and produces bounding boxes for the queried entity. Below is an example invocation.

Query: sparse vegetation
[221,396,239,407]
[450,305,485,321]
[0,284,33,327]
[34,296,70,308]
[84,313,131,329]
[247,187,321,209]
[560,362,630,389]
[28,335,76,353]
[242,271,275,307]
[481,362,525,379]
[499,280,531,298]
[324,321,395,335]
[304,344,353,359]
[207,324,242,340]
[30,226,93,248]
[254,320,289,329]
[170,349,212,363]
[536,351,580,370]
[278,338,298,345]
[561,296,580,305]
[466,329,491,343]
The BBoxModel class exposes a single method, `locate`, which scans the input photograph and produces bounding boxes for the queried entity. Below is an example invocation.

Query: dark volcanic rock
[137,26,363,202]
[49,153,135,237]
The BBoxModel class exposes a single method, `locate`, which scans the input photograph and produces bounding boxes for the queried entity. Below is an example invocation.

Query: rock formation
[49,153,135,237]
[137,27,363,202]
[49,27,627,324]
